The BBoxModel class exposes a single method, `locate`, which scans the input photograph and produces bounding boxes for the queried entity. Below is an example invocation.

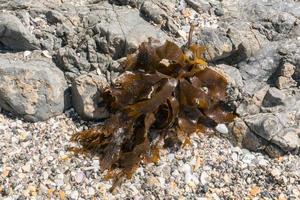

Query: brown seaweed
[70,39,235,191]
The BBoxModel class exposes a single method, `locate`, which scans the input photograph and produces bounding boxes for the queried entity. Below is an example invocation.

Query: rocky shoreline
[0,0,299,199]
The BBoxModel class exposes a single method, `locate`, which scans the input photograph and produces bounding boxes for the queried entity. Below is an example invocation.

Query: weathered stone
[244,113,283,141]
[46,10,65,24]
[276,76,297,90]
[242,131,264,152]
[238,44,279,95]
[0,13,39,51]
[55,47,90,74]
[0,52,68,122]
[264,144,284,158]
[71,73,110,120]
[229,118,264,151]
[262,87,286,107]
[236,103,260,117]
[140,1,166,24]
[280,62,295,78]
[217,64,243,88]
[222,0,300,40]
[86,2,168,59]
[271,128,300,152]
[197,28,233,61]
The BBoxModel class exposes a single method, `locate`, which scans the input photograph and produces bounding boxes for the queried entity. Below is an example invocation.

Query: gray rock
[85,2,168,59]
[271,128,300,152]
[46,10,66,24]
[222,0,300,41]
[217,64,243,88]
[140,1,166,24]
[0,13,39,51]
[71,73,110,120]
[197,28,233,61]
[262,87,286,107]
[0,51,68,122]
[238,43,280,95]
[244,113,283,141]
[55,47,90,74]
[236,103,260,117]
[185,0,220,12]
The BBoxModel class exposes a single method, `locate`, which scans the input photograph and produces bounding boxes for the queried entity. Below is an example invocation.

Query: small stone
[278,193,288,200]
[181,163,192,174]
[22,163,31,172]
[23,51,31,58]
[231,152,238,161]
[256,156,269,166]
[74,171,85,183]
[223,174,231,184]
[270,168,281,177]
[242,153,255,164]
[200,171,209,185]
[280,62,295,77]
[147,176,160,187]
[70,190,79,200]
[214,7,224,16]
[215,124,229,134]
[88,187,95,196]
[276,76,297,89]
[42,50,52,58]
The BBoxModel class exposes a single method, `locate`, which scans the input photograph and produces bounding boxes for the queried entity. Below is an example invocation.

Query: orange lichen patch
[70,39,235,191]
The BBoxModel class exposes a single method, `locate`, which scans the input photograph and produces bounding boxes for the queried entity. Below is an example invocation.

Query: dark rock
[262,87,286,107]
[0,51,68,122]
[0,13,40,51]
[242,131,265,152]
[264,144,284,158]
[214,7,224,16]
[71,73,110,120]
[46,10,65,24]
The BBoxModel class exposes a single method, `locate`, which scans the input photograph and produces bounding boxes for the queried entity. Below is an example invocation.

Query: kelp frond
[70,38,235,191]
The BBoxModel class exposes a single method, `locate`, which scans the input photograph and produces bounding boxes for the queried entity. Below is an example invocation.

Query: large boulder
[0,13,40,51]
[0,51,68,122]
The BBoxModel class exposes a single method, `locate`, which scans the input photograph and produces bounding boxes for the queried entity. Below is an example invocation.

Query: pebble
[215,124,229,134]
[231,152,238,161]
[271,168,282,177]
[74,171,85,183]
[23,51,31,58]
[200,171,209,185]
[242,153,256,164]
[70,190,79,200]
